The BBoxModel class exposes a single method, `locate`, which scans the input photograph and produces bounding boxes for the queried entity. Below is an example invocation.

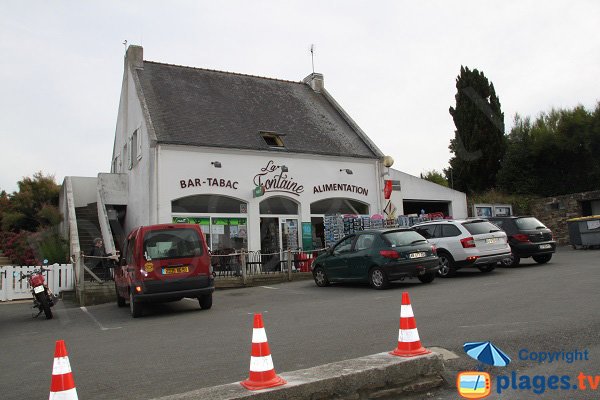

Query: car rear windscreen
[143,228,203,260]
[383,230,428,247]
[462,221,501,235]
[515,217,546,230]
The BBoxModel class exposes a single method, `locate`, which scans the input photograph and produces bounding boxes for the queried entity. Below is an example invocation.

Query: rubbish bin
[567,216,600,249]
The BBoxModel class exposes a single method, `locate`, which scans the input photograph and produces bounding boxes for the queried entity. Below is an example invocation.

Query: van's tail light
[460,237,476,248]
[512,234,530,243]
[379,250,400,259]
[431,245,437,255]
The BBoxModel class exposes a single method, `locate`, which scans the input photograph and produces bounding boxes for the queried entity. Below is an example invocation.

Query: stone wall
[530,190,600,245]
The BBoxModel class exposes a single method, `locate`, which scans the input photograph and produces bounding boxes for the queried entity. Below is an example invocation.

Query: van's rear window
[143,228,203,260]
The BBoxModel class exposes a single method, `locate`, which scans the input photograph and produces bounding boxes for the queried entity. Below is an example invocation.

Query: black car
[311,228,439,290]
[487,216,556,266]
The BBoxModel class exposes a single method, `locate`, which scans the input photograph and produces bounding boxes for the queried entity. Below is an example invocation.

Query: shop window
[172,195,247,213]
[310,198,369,215]
[259,197,298,215]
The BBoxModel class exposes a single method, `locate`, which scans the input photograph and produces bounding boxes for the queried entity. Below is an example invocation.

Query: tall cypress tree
[446,66,506,194]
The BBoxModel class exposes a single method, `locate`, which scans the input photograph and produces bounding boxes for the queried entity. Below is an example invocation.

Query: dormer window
[260,131,285,148]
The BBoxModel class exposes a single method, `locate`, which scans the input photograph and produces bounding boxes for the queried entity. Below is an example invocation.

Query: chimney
[303,72,324,93]
[126,45,144,69]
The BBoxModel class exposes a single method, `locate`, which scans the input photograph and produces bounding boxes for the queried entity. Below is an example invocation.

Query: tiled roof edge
[143,60,303,85]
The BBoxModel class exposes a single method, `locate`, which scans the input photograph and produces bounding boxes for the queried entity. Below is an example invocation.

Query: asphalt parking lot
[1,246,598,400]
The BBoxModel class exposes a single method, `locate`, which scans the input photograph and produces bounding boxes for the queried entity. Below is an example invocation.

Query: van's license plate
[409,252,426,259]
[162,266,189,275]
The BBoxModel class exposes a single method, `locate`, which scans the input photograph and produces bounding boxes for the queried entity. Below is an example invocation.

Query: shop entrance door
[260,217,299,272]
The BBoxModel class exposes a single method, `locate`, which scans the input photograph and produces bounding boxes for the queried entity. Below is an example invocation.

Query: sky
[1,1,599,194]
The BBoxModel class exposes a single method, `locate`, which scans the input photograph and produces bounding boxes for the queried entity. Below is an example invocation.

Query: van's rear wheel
[198,294,212,310]
[129,291,142,318]
[116,283,126,307]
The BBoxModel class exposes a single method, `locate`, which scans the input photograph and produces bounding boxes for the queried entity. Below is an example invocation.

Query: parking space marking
[80,307,122,331]
[261,286,278,290]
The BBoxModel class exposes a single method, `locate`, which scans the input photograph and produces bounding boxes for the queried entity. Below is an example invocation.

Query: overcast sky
[1,1,599,194]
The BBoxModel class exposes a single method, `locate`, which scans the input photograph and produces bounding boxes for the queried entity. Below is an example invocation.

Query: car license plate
[486,238,499,244]
[539,244,552,249]
[33,285,45,294]
[409,252,426,259]
[162,266,189,275]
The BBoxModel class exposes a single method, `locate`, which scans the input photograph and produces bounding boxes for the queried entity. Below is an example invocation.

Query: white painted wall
[387,169,468,218]
[112,61,152,234]
[69,177,97,207]
[157,146,381,251]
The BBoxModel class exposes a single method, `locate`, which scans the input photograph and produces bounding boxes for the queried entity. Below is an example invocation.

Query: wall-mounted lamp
[340,168,353,175]
[211,161,222,168]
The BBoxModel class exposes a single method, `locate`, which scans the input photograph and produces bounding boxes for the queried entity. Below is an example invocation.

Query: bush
[0,231,38,265]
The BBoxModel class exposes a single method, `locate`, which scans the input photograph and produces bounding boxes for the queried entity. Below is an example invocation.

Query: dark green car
[312,228,439,289]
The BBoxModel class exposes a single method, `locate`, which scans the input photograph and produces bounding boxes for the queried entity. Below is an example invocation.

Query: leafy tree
[498,103,600,196]
[420,170,448,187]
[446,66,506,194]
[1,172,60,232]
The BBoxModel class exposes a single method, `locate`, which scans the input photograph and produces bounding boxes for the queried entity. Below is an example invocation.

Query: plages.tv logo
[457,371,491,399]
[457,341,512,399]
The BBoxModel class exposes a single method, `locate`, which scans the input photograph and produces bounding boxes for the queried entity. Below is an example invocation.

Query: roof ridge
[143,60,303,85]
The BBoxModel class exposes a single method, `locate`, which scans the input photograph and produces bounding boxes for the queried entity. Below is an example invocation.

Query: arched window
[310,198,369,215]
[259,197,298,215]
[172,195,246,213]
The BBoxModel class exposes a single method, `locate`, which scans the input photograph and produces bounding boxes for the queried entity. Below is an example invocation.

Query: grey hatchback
[311,228,439,290]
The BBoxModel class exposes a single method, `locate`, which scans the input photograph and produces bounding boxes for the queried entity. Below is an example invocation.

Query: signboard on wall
[302,222,313,251]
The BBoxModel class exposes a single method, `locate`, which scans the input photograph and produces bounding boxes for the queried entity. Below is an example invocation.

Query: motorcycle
[16,259,58,319]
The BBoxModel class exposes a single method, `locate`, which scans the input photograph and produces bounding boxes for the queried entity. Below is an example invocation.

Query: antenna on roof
[123,39,128,52]
[310,44,316,74]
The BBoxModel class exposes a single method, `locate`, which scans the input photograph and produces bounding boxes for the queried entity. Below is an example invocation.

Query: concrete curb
[150,351,445,400]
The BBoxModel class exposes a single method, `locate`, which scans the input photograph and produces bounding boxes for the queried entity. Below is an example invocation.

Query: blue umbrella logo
[463,341,511,367]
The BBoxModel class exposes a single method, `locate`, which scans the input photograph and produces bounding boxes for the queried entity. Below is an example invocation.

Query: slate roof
[136,61,379,159]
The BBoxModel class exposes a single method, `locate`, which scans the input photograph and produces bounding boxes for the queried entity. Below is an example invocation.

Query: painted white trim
[251,328,268,343]
[49,387,78,399]
[398,328,420,343]
[52,357,72,375]
[249,355,274,372]
[400,305,414,318]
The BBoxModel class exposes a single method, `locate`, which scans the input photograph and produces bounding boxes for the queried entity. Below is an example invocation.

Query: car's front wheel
[417,272,435,284]
[532,254,552,264]
[369,267,389,290]
[437,252,457,277]
[313,266,330,287]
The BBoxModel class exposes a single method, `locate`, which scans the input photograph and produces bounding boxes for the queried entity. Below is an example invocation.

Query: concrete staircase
[75,202,102,254]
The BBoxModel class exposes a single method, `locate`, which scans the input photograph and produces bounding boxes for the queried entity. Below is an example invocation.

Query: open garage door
[403,200,449,217]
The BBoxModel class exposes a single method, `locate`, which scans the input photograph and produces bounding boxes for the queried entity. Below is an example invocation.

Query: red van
[114,223,214,317]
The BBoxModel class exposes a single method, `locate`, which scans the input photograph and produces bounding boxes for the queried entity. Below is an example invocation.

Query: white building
[60,45,466,263]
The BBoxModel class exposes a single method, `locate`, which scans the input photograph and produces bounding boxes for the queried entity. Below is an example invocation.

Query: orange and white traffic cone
[240,313,287,390]
[49,340,78,400]
[390,292,431,357]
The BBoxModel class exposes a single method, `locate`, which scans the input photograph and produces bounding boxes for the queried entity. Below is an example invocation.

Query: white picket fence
[0,264,75,301]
